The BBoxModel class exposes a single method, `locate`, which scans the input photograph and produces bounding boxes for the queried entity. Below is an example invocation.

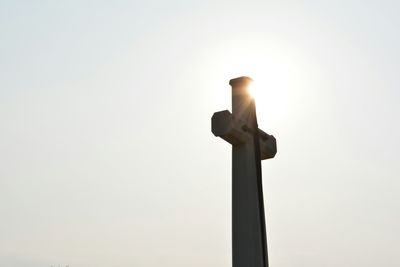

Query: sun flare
[247,81,264,100]
[221,46,306,124]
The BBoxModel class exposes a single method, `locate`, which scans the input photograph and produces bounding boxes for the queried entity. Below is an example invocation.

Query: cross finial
[229,76,253,87]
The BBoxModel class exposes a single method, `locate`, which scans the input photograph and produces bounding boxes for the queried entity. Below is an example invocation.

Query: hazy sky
[1,1,399,266]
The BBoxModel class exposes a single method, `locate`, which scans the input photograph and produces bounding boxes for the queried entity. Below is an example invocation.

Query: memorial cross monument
[211,76,277,267]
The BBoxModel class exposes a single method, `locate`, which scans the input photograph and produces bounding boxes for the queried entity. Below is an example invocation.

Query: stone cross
[211,76,277,267]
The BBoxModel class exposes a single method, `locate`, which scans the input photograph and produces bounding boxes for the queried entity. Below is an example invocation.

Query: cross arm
[212,110,277,160]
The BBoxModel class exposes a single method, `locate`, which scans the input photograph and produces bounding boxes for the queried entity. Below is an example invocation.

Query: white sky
[1,1,399,266]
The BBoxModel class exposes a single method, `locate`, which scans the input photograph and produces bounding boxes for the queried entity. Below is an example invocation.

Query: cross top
[212,76,277,160]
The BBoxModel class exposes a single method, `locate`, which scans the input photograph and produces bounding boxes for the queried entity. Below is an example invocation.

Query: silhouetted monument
[212,77,277,267]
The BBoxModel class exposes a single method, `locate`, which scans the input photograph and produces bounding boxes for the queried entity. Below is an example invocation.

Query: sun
[207,38,311,125]
[247,80,263,100]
